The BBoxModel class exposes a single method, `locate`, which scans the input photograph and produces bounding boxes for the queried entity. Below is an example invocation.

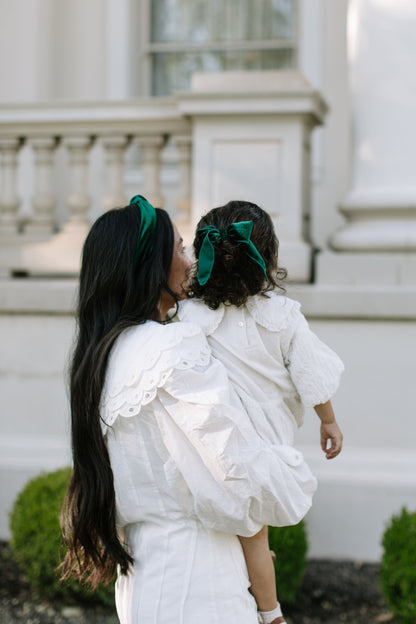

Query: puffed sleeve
[154,357,316,537]
[282,303,344,407]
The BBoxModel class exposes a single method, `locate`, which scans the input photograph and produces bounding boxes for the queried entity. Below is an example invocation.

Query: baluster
[173,134,192,224]
[64,136,93,230]
[101,136,129,211]
[134,136,165,207]
[26,137,58,236]
[0,138,22,235]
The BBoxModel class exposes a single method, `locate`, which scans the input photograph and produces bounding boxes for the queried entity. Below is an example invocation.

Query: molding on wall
[1,435,414,557]
[288,284,416,320]
[300,445,416,486]
[0,434,71,470]
[0,434,71,539]
[1,279,416,320]
[0,279,77,314]
[299,444,416,560]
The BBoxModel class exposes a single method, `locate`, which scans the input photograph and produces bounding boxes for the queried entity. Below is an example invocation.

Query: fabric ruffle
[245,291,300,332]
[179,293,299,334]
[178,299,224,336]
[100,321,210,433]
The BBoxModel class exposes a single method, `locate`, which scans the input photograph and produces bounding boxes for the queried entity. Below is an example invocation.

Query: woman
[61,195,312,624]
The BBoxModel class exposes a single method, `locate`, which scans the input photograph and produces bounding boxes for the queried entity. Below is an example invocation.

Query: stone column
[101,135,129,212]
[16,136,94,276]
[172,134,192,240]
[64,136,93,229]
[0,139,22,235]
[26,137,58,236]
[329,0,416,265]
[134,136,165,208]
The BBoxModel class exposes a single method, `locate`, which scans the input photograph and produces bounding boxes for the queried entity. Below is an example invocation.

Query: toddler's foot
[258,603,286,624]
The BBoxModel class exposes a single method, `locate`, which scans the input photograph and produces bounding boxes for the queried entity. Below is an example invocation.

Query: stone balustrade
[0,99,192,276]
[0,72,330,281]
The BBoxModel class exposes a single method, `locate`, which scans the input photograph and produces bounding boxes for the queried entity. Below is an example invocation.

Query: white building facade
[0,0,415,561]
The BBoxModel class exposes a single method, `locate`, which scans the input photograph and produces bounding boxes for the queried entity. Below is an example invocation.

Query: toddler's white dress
[178,293,344,457]
[100,319,318,624]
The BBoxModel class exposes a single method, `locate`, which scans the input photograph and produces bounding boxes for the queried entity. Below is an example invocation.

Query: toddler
[179,200,344,624]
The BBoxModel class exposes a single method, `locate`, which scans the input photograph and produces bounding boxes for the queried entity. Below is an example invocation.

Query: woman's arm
[314,400,343,459]
[158,357,316,536]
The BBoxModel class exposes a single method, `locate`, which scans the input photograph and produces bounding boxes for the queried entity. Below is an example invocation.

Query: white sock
[258,603,284,624]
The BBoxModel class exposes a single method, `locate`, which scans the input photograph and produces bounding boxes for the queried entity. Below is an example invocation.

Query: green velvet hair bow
[196,220,268,286]
[129,194,157,264]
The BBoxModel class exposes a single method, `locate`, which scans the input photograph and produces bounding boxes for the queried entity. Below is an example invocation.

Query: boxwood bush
[9,467,114,606]
[268,521,308,604]
[380,507,416,623]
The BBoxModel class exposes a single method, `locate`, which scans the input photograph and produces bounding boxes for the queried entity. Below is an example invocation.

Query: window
[148,0,298,96]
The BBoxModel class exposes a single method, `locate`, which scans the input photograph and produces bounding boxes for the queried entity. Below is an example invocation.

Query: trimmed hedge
[380,507,416,623]
[269,521,308,604]
[9,467,114,606]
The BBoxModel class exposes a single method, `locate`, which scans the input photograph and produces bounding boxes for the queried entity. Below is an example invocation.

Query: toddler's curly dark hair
[189,200,287,309]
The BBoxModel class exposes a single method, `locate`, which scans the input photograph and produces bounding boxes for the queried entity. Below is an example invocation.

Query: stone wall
[1,281,415,561]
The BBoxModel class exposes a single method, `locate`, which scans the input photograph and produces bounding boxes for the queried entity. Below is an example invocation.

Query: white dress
[100,320,317,624]
[178,293,344,449]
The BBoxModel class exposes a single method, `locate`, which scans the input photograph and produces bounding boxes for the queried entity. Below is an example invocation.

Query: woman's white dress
[100,319,318,624]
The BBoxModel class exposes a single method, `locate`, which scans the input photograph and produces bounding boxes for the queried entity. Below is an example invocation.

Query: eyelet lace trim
[246,293,300,332]
[100,322,210,433]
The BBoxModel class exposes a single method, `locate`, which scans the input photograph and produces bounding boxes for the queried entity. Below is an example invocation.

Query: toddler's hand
[320,421,343,459]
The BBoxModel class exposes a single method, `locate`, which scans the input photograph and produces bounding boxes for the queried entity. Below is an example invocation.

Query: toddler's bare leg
[238,526,277,612]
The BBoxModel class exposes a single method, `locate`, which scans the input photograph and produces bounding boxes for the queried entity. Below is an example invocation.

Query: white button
[238,321,244,327]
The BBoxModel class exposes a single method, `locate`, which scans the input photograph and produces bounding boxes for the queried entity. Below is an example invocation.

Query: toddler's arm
[314,400,343,459]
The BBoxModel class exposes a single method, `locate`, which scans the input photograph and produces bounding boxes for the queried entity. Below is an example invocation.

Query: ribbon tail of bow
[197,235,216,285]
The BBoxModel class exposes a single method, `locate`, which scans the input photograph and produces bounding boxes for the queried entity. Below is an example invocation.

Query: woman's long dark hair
[189,200,287,309]
[60,204,175,587]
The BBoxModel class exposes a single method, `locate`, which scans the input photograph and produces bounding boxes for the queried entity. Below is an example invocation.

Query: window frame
[138,0,299,97]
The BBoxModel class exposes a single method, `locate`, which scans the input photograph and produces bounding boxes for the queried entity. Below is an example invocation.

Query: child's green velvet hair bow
[196,221,268,286]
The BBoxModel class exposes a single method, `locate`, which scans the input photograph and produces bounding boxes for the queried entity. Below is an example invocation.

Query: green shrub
[268,521,308,604]
[380,507,416,623]
[9,467,114,607]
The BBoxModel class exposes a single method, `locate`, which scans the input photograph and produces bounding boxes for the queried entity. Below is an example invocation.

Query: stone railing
[0,99,192,276]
